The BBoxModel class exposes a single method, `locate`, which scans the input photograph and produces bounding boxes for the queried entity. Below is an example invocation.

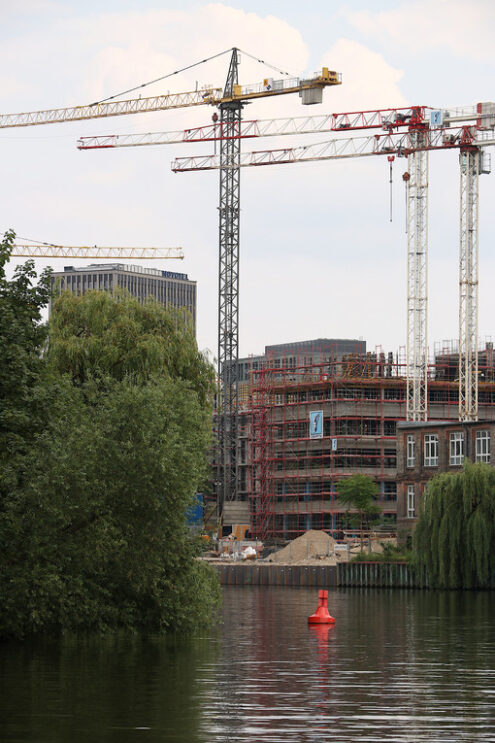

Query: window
[383,482,397,501]
[384,420,396,437]
[449,431,464,466]
[476,430,490,463]
[424,434,438,467]
[407,484,415,518]
[407,434,415,468]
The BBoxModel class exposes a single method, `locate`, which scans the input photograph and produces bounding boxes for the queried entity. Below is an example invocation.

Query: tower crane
[1,48,341,523]
[79,101,495,423]
[169,108,495,424]
[11,244,184,259]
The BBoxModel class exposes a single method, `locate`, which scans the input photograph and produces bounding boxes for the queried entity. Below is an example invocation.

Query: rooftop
[55,263,190,281]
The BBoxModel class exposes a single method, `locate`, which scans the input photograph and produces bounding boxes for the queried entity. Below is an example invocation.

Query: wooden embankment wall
[213,562,417,588]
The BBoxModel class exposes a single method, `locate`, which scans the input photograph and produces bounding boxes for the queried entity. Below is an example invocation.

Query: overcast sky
[1,0,494,361]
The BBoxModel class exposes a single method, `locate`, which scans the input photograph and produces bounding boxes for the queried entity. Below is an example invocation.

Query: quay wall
[212,562,417,588]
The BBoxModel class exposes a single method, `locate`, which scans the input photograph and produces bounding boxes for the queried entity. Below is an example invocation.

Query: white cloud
[2,2,492,359]
[319,39,408,110]
[347,0,495,62]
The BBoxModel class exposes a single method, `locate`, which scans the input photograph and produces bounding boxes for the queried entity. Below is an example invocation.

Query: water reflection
[1,588,495,742]
[0,634,218,742]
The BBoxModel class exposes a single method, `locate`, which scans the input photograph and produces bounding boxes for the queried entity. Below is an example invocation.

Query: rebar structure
[406,132,429,421]
[458,147,480,421]
[217,49,242,518]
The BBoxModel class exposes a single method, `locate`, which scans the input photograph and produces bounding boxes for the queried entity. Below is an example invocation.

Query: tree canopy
[414,462,495,589]
[0,234,220,638]
[0,230,52,460]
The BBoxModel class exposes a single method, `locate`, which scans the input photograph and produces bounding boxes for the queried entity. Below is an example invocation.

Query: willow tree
[414,462,495,589]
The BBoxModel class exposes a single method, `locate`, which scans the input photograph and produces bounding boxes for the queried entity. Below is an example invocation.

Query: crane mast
[217,48,242,521]
[458,146,480,421]
[406,134,429,421]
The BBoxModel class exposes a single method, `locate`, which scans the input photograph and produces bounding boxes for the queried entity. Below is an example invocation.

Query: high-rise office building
[51,263,197,333]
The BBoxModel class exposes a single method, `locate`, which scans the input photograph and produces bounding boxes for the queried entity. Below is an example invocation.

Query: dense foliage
[0,230,52,462]
[414,462,495,589]
[0,233,220,638]
[351,544,413,563]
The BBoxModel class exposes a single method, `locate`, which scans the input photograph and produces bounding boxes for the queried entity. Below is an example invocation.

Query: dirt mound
[266,530,336,564]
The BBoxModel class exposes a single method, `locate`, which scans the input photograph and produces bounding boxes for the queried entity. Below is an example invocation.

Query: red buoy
[308,589,335,624]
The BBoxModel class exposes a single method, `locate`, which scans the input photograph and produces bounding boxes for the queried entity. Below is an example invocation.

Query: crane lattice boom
[0,90,222,129]
[77,103,495,151]
[0,69,340,130]
[77,105,429,150]
[12,245,183,259]
[171,126,495,171]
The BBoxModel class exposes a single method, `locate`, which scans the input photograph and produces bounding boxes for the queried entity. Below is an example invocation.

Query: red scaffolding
[248,340,495,542]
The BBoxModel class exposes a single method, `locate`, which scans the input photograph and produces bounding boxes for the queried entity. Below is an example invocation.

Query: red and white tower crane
[84,102,495,423]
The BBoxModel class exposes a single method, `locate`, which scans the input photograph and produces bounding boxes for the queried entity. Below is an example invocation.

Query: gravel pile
[266,530,337,564]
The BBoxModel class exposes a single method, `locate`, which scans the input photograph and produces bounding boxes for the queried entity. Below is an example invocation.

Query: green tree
[414,462,495,589]
[0,265,220,638]
[0,229,52,462]
[337,474,381,551]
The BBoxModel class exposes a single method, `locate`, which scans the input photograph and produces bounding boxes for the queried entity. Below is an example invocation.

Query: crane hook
[387,155,395,222]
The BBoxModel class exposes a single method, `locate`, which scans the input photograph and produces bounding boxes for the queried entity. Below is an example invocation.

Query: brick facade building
[396,419,495,534]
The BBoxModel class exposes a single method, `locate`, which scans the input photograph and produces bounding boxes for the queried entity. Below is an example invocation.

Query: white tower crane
[162,110,494,422]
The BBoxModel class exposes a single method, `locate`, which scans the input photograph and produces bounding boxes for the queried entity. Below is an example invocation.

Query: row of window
[56,273,196,317]
[270,388,495,405]
[266,512,398,536]
[270,418,398,439]
[271,483,397,501]
[273,448,397,471]
[406,430,490,468]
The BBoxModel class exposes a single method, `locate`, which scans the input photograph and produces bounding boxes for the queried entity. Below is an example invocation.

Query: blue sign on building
[430,110,443,127]
[309,410,323,439]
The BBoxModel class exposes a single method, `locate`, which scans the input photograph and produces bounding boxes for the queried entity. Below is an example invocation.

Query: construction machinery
[11,244,184,259]
[168,105,494,424]
[79,100,495,424]
[0,47,341,526]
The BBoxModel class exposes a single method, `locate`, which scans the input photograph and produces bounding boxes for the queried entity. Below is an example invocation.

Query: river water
[1,586,495,742]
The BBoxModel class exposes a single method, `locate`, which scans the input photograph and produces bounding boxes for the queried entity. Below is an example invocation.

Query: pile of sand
[265,530,337,565]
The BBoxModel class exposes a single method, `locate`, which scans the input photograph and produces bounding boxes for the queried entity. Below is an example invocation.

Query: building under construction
[227,338,495,542]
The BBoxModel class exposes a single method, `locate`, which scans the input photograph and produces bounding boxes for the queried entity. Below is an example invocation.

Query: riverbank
[209,560,416,588]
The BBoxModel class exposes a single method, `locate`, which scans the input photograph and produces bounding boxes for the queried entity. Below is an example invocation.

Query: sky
[1,0,495,361]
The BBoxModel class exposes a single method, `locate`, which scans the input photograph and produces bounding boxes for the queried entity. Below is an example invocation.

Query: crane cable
[235,48,295,77]
[6,234,63,247]
[90,48,234,106]
[90,47,296,107]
